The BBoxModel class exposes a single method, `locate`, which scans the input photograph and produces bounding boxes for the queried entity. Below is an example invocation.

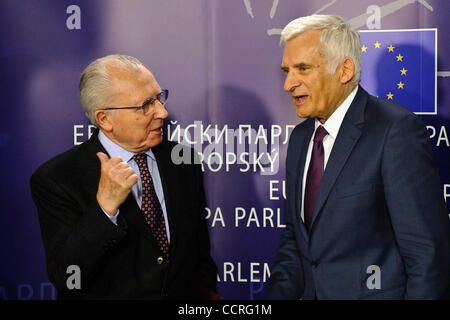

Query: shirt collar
[98,130,156,162]
[315,86,358,139]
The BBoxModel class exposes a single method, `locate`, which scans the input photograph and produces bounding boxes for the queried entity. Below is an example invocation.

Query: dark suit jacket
[267,87,450,300]
[30,129,217,299]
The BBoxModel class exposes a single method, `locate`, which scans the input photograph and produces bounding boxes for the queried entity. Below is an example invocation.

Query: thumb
[96,152,110,165]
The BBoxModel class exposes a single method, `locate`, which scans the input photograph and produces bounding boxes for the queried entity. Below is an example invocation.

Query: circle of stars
[361,40,408,101]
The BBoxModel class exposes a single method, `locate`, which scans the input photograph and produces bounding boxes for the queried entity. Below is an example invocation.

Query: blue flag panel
[359,29,437,114]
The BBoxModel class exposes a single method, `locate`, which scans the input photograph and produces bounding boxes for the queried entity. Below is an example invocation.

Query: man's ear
[94,109,113,132]
[340,58,355,84]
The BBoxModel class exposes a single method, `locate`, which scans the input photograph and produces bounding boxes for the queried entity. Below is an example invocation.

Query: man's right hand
[96,152,138,216]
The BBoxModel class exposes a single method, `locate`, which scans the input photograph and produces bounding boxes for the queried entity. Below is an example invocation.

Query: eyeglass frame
[101,89,169,114]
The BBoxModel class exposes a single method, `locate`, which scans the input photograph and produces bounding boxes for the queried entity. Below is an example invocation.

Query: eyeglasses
[102,89,169,115]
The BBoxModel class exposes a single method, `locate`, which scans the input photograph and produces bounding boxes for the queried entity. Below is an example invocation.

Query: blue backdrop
[1,0,449,300]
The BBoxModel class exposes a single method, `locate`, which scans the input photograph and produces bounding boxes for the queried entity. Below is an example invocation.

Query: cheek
[131,116,149,129]
[310,79,327,100]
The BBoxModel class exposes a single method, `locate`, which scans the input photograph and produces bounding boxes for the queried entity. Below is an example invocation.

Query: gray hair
[78,54,145,126]
[281,14,361,86]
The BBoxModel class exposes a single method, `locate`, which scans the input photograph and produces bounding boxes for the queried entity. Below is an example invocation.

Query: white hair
[281,14,361,86]
[78,54,145,126]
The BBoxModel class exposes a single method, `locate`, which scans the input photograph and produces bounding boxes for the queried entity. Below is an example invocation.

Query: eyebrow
[141,97,153,104]
[296,62,310,68]
[141,90,162,103]
[281,62,314,72]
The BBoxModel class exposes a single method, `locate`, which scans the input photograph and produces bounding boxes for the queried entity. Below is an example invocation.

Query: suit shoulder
[30,141,92,184]
[365,94,419,123]
[362,94,428,143]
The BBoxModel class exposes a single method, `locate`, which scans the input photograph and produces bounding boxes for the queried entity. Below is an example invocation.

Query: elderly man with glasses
[30,54,218,300]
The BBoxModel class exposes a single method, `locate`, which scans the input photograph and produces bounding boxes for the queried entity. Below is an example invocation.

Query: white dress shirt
[98,131,170,241]
[300,86,358,222]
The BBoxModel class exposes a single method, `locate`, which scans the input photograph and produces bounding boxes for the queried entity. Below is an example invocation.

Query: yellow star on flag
[374,41,381,49]
[400,68,407,75]
[387,45,395,52]
[397,81,405,89]
[361,45,367,52]
[386,92,394,100]
[396,54,403,61]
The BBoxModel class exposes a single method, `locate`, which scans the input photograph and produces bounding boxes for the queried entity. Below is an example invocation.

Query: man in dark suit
[267,15,450,299]
[30,54,218,299]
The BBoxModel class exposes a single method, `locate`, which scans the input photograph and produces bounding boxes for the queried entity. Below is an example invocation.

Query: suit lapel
[152,141,178,257]
[310,87,367,230]
[81,129,107,197]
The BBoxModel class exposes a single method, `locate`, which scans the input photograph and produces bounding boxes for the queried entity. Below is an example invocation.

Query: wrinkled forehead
[107,63,160,102]
[282,30,325,65]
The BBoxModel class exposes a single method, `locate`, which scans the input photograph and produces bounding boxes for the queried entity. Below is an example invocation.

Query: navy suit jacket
[267,87,450,300]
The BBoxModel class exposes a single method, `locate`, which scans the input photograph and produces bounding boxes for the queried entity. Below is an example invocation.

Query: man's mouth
[293,95,309,105]
[150,127,163,134]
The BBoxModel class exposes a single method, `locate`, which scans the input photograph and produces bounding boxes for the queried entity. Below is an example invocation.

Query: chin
[296,105,317,119]
[295,110,310,119]
[147,137,163,148]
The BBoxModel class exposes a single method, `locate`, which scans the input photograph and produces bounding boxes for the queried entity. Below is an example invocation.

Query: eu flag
[359,29,437,114]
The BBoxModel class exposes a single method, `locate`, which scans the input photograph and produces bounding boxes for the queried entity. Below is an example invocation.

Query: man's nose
[284,72,300,92]
[154,101,169,119]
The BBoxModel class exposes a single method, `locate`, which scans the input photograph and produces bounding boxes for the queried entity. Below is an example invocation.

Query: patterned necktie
[133,153,169,260]
[304,125,328,230]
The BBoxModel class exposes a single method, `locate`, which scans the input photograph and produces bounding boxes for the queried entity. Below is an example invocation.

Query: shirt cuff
[100,207,120,225]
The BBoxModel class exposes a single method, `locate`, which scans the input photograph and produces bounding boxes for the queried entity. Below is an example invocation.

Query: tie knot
[313,125,328,142]
[133,153,147,166]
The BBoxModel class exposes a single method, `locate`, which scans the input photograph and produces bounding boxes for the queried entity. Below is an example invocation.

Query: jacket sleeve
[30,170,128,296]
[382,113,450,299]
[266,211,305,300]
[266,132,306,300]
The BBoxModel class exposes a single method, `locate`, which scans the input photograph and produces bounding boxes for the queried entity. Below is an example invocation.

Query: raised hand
[96,152,138,216]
